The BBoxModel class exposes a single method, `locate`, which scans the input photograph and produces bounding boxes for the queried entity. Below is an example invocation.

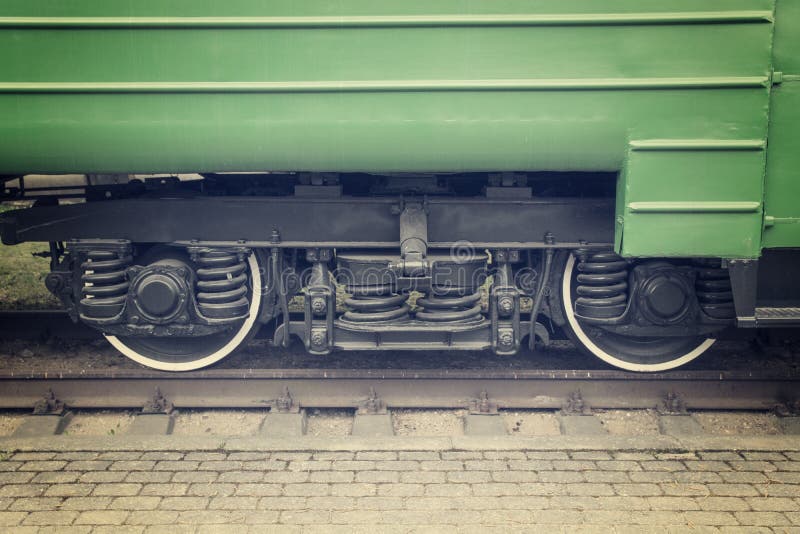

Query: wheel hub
[640,274,689,322]
[134,273,182,318]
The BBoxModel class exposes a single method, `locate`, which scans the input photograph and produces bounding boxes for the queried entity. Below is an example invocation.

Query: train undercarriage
[1,172,794,372]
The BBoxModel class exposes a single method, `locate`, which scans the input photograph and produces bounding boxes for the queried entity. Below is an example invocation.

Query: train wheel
[105,252,262,372]
[560,252,715,372]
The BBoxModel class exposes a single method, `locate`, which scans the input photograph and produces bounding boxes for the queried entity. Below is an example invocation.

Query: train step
[755,306,800,326]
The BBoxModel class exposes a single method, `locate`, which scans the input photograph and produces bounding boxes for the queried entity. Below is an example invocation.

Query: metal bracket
[469,390,499,415]
[32,388,65,415]
[657,391,688,415]
[774,399,800,418]
[273,386,301,414]
[358,387,388,415]
[728,259,758,327]
[392,201,429,277]
[304,250,335,355]
[142,387,174,414]
[491,253,521,355]
[561,390,592,416]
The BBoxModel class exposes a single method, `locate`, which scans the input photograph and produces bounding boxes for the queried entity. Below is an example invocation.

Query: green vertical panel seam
[762,0,778,245]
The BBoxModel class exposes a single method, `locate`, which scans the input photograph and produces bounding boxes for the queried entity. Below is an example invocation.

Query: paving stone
[22,510,79,525]
[187,483,237,497]
[59,497,114,511]
[172,471,218,483]
[683,511,740,525]
[746,497,798,511]
[153,460,199,471]
[44,483,95,497]
[729,461,777,472]
[17,460,68,472]
[31,471,81,483]
[125,510,180,525]
[11,416,65,438]
[354,470,398,483]
[74,510,129,525]
[352,413,395,437]
[125,471,173,484]
[0,511,26,526]
[108,496,162,510]
[158,496,209,510]
[734,511,791,525]
[0,484,47,497]
[0,471,35,483]
[140,483,189,496]
[234,483,284,496]
[695,496,750,511]
[559,415,607,435]
[216,470,263,483]
[92,483,142,496]
[110,461,157,471]
[707,484,760,497]
[8,498,64,511]
[9,453,56,461]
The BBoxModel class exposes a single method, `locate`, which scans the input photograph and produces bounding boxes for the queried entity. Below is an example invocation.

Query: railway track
[1,366,797,412]
[1,310,799,414]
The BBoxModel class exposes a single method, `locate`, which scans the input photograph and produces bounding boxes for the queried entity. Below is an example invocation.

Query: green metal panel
[0,0,774,176]
[0,0,783,258]
[617,141,765,258]
[762,0,800,248]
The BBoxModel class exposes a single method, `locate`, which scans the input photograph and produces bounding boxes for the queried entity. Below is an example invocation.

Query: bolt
[311,297,327,315]
[497,296,514,315]
[129,315,140,324]
[310,330,327,348]
[478,390,491,413]
[498,329,514,348]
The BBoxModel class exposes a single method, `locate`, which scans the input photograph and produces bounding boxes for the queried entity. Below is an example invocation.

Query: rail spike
[657,391,688,415]
[32,388,65,416]
[358,387,387,415]
[562,390,592,416]
[469,390,498,415]
[142,387,174,414]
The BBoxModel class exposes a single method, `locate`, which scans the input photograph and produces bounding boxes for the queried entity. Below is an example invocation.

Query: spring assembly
[695,263,735,319]
[416,286,482,323]
[343,284,410,322]
[80,250,132,319]
[574,251,629,319]
[195,250,250,320]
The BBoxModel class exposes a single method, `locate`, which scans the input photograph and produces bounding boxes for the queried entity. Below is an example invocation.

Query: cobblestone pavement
[2,447,800,533]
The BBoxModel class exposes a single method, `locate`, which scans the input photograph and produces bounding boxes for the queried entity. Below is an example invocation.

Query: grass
[0,203,61,309]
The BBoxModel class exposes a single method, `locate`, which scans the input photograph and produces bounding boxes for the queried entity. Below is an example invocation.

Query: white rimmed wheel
[560,252,715,372]
[105,251,262,372]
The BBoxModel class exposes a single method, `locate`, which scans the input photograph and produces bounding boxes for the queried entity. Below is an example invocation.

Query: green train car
[1,0,798,371]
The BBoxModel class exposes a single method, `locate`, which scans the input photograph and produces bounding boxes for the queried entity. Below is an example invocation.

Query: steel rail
[0,367,796,411]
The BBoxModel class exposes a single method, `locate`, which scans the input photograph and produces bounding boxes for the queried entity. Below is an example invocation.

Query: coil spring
[574,251,629,319]
[416,287,482,323]
[80,251,132,318]
[195,250,250,320]
[343,284,410,322]
[695,263,734,319]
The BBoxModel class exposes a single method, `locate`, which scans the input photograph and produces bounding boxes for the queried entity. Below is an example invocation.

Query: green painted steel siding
[763,0,800,248]
[0,0,773,176]
[0,0,788,258]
